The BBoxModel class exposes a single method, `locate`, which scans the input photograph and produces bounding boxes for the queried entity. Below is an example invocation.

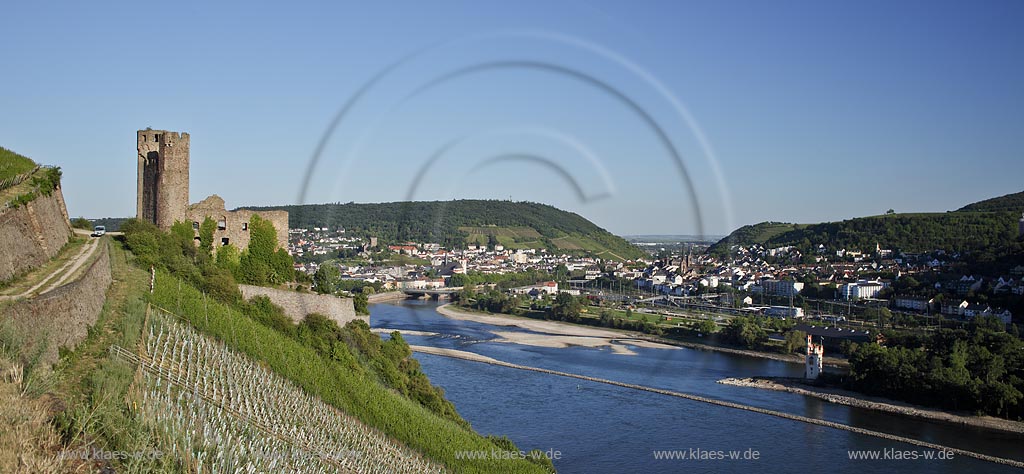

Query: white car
[91,225,106,237]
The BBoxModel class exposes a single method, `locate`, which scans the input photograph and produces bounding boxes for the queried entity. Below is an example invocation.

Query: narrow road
[0,230,102,301]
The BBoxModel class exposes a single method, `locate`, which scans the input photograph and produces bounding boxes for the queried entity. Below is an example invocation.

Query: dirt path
[0,232,100,301]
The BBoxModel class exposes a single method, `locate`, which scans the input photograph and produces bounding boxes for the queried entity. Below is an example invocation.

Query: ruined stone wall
[0,241,111,368]
[0,187,72,282]
[238,284,362,327]
[185,195,289,251]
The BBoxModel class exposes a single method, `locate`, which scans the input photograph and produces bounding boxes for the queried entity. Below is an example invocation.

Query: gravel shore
[435,304,847,366]
[435,303,677,355]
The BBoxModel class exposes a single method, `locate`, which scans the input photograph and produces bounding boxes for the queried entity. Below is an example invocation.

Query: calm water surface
[371,300,1022,474]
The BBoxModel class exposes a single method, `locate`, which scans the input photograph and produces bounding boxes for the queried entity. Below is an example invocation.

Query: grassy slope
[148,270,549,473]
[0,147,36,182]
[14,240,548,473]
[50,240,177,472]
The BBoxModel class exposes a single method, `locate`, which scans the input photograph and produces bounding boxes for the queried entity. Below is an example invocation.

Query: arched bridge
[401,287,463,299]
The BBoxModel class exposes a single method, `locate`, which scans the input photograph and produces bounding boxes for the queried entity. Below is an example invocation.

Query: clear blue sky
[2,0,1022,236]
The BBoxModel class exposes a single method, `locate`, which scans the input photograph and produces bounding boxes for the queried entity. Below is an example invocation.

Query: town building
[762,279,804,297]
[893,296,934,312]
[839,279,885,300]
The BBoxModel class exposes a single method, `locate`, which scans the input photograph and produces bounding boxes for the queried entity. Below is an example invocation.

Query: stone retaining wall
[0,241,112,368]
[0,187,72,282]
[239,284,362,328]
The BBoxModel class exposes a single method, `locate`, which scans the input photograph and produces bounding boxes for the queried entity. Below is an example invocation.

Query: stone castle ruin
[137,129,288,250]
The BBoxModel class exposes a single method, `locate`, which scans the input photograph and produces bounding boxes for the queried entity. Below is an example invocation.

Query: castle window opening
[217,219,226,230]
[242,222,248,231]
[221,238,230,246]
[192,221,199,230]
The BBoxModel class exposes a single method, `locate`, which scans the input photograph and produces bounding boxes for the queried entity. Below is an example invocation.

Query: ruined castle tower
[137,130,189,230]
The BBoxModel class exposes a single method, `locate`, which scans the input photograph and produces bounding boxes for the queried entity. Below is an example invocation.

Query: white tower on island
[805,334,824,380]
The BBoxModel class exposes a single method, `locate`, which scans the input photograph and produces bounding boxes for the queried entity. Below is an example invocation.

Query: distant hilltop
[245,200,647,261]
[957,190,1024,214]
[710,190,1024,267]
[624,235,725,244]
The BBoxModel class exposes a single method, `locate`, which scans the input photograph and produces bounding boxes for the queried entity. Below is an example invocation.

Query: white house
[893,297,933,312]
[763,279,804,297]
[839,279,884,300]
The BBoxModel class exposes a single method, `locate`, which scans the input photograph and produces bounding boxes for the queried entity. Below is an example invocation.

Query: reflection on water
[372,300,1023,474]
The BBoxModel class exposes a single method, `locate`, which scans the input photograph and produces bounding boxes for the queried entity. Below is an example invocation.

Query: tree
[551,292,581,322]
[448,273,468,287]
[783,330,807,354]
[239,215,292,285]
[202,265,241,303]
[353,292,369,315]
[72,217,92,230]
[216,243,241,277]
[198,216,217,257]
[553,264,569,283]
[313,264,342,294]
[886,209,896,215]
[170,220,197,259]
[693,319,717,335]
[721,317,767,349]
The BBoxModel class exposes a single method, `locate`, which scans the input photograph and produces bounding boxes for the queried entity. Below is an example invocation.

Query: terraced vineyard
[117,305,446,473]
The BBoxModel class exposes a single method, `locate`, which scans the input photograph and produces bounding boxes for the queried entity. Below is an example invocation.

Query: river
[371,300,1022,473]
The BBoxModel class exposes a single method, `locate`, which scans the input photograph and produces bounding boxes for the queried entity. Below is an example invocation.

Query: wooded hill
[710,191,1024,267]
[958,190,1024,214]
[246,200,646,260]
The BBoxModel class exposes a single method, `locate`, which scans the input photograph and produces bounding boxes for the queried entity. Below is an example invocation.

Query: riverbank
[434,303,847,367]
[435,303,677,355]
[719,377,1024,436]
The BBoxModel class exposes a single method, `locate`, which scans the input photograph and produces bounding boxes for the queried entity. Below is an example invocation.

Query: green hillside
[247,200,645,260]
[958,190,1024,214]
[0,146,36,182]
[711,192,1024,264]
